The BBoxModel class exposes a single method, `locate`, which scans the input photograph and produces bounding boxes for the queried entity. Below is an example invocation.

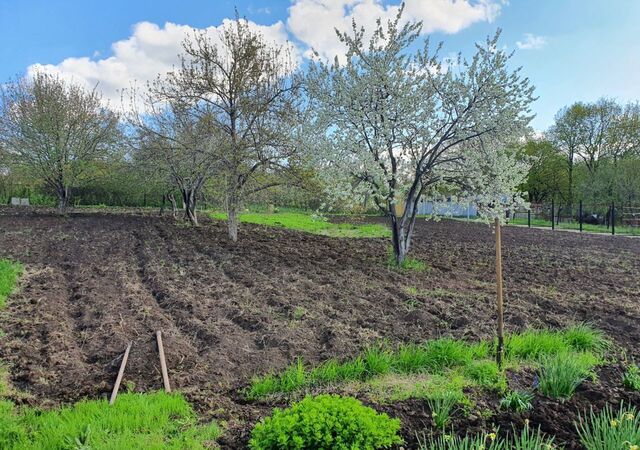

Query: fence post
[551,199,555,230]
[611,202,615,236]
[579,200,583,232]
[527,209,531,228]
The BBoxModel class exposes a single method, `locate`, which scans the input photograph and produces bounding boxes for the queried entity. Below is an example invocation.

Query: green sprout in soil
[623,363,640,391]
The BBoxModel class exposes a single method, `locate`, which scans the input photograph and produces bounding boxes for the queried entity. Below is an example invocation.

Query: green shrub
[623,364,640,391]
[499,391,533,412]
[538,352,597,399]
[249,395,402,450]
[426,391,462,429]
[576,403,640,450]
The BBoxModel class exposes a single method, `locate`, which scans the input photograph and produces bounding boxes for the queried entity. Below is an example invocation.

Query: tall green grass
[0,260,22,308]
[0,392,220,450]
[538,352,598,399]
[247,325,607,400]
[210,212,390,238]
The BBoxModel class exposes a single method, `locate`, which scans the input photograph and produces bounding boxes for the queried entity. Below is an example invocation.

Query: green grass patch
[0,392,220,449]
[247,326,607,403]
[0,260,22,308]
[210,212,390,238]
[386,248,430,272]
[504,325,610,360]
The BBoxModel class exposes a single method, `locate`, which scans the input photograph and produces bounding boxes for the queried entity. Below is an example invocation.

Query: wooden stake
[156,330,171,393]
[109,342,132,405]
[495,218,505,369]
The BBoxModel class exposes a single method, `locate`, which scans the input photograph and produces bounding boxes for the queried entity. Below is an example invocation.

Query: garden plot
[0,209,639,448]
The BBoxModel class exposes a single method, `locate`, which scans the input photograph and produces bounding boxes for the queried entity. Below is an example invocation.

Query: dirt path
[1,209,638,447]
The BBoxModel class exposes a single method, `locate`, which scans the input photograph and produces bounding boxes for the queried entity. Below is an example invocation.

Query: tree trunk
[389,196,418,266]
[182,189,198,226]
[159,194,166,216]
[56,186,70,214]
[227,195,239,242]
[167,193,177,219]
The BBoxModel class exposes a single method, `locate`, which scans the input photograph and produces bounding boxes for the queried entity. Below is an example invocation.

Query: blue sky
[1,0,639,130]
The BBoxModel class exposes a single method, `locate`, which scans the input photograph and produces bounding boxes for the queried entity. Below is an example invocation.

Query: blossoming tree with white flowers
[305,6,536,266]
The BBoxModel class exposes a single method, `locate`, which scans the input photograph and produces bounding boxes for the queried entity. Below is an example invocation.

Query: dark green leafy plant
[249,395,403,450]
[499,391,534,412]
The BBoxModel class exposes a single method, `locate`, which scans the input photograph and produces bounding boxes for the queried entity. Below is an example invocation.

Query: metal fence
[512,201,640,236]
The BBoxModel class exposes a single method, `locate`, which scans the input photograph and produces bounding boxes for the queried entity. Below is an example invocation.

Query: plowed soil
[1,208,639,448]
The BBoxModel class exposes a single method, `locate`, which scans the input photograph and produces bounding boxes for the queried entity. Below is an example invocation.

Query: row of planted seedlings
[245,325,640,449]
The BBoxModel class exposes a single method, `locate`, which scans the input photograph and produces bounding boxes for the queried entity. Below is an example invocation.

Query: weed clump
[623,364,640,391]
[499,391,534,412]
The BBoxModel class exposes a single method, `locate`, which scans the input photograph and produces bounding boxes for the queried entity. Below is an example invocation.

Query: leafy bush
[249,395,402,450]
[623,364,640,391]
[538,352,597,399]
[420,424,555,450]
[427,390,462,429]
[576,403,640,450]
[499,391,533,412]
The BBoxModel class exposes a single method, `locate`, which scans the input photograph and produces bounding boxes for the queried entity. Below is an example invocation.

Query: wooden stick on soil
[109,341,132,405]
[156,330,171,393]
[495,218,505,369]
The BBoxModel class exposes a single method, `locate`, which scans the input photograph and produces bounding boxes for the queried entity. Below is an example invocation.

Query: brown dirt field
[0,208,639,448]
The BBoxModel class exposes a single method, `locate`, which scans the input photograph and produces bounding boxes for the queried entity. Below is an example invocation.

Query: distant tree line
[522,98,640,211]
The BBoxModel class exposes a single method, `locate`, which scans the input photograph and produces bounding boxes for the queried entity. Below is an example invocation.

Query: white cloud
[287,0,503,60]
[516,33,547,50]
[28,19,295,110]
[27,1,503,109]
